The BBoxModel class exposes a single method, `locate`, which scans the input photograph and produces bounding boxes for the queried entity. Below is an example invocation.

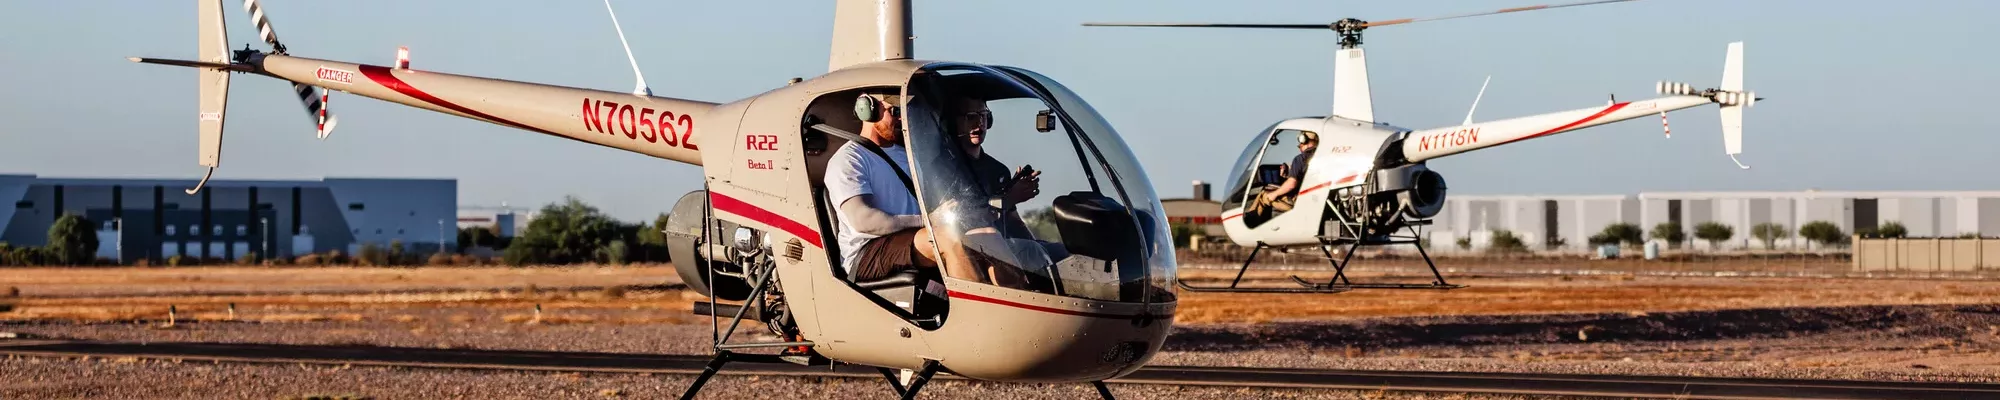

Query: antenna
[603,0,651,96]
[1463,75,1490,125]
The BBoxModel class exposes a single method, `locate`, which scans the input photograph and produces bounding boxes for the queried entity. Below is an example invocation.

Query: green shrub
[1650,222,1686,249]
[1694,222,1734,250]
[1750,223,1789,249]
[1487,230,1529,254]
[1798,221,1845,248]
[1874,221,1908,238]
[1597,223,1645,247]
[46,214,99,265]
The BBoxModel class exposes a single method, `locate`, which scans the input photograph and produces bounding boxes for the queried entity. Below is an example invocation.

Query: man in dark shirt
[949,97,1041,211]
[1253,130,1318,214]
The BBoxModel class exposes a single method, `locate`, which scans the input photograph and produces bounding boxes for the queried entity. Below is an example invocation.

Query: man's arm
[840,195,925,236]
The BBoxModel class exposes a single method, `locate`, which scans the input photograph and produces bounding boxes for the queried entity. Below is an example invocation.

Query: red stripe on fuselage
[947,290,1159,320]
[1504,102,1632,145]
[356,65,580,143]
[708,191,825,249]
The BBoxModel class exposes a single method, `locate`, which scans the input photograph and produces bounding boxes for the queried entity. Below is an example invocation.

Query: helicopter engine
[1328,163,1447,237]
[664,190,755,301]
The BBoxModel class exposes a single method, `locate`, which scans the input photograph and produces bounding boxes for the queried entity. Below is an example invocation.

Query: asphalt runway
[3,337,1995,399]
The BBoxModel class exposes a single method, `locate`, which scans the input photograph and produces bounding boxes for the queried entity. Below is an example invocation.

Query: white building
[457,204,536,238]
[1424,190,2000,251]
[1640,190,2000,250]
[1429,194,1639,251]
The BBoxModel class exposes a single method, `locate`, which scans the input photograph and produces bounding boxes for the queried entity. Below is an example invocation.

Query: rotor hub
[1333,18,1368,48]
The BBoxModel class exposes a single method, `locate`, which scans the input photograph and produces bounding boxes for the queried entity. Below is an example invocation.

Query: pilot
[826,93,982,283]
[944,95,1068,284]
[1251,130,1318,215]
[948,96,1042,213]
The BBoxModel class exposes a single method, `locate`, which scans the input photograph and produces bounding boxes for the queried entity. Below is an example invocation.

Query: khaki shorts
[852,228,920,281]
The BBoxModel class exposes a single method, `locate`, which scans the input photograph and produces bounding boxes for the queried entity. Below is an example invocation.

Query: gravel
[8,292,2000,397]
[1,356,1584,400]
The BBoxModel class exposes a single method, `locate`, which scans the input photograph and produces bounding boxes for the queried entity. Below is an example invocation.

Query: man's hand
[1003,166,1042,205]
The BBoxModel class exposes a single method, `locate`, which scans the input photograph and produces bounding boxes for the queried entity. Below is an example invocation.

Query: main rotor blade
[1362,0,1641,28]
[1081,22,1330,30]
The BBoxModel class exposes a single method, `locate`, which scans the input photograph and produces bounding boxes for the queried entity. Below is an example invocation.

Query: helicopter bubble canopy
[900,63,1176,304]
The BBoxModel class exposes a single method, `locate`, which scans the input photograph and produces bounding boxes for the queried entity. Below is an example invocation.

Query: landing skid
[1180,224,1464,293]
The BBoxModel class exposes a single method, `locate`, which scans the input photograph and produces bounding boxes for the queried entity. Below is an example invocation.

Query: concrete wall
[1855,237,2000,271]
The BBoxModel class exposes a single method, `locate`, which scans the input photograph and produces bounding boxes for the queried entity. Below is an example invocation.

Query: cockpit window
[900,64,1173,303]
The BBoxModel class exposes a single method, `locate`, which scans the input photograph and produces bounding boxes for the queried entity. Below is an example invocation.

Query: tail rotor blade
[242,0,287,52]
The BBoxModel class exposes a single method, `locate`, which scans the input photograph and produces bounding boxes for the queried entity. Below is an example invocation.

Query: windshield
[903,63,1175,303]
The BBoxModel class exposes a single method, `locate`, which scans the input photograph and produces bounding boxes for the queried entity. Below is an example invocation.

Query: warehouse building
[1639,190,2000,250]
[0,174,455,262]
[1428,194,1640,252]
[1425,190,2000,251]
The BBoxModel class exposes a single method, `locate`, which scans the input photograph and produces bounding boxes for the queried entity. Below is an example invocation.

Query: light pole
[113,217,122,265]
[437,219,446,256]
[260,217,270,259]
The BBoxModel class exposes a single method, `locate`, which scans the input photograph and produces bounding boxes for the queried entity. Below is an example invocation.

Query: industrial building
[1428,194,1640,252]
[456,204,536,238]
[0,174,456,262]
[1162,181,1226,237]
[1429,190,2000,252]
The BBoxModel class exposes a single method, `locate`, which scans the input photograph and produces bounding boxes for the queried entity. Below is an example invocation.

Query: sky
[3,0,1998,221]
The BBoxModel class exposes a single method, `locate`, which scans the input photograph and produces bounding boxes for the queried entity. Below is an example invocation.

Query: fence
[1853,236,2000,272]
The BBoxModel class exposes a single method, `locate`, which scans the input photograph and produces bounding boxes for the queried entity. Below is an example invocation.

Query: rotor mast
[828,0,913,72]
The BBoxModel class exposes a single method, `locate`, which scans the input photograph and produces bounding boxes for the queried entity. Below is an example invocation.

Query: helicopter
[1085,0,1759,293]
[133,0,1175,398]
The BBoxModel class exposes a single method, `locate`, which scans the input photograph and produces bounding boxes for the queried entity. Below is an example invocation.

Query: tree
[1487,230,1529,254]
[1693,222,1734,250]
[1650,222,1686,249]
[502,196,622,266]
[1797,221,1845,249]
[1874,221,1909,238]
[1749,222,1790,249]
[1595,223,1645,248]
[46,214,99,265]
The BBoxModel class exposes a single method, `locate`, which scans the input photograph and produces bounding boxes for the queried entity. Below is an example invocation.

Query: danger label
[315,67,353,84]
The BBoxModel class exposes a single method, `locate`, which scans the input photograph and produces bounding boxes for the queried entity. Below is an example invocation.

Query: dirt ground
[4,265,2000,398]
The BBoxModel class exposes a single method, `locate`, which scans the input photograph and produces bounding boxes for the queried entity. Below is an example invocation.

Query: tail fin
[1719,42,1747,169]
[193,0,231,193]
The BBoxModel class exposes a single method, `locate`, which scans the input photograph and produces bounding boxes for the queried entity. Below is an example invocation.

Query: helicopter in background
[1087,0,1759,293]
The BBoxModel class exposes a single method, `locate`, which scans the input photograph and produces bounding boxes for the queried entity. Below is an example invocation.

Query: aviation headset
[854,93,900,123]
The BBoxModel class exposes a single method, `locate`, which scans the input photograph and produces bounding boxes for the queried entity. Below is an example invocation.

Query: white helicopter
[1086,0,1759,293]
[135,0,1174,398]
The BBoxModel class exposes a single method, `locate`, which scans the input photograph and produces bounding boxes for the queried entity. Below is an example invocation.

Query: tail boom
[1401,95,1711,162]
[257,55,713,166]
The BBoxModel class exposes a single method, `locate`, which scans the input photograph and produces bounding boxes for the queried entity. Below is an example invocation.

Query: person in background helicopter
[1250,130,1318,217]
[827,92,985,284]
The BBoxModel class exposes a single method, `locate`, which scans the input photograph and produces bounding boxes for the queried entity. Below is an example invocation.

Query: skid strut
[1180,225,1464,293]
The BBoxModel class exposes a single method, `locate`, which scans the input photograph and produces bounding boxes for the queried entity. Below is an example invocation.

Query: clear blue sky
[4,1,1997,221]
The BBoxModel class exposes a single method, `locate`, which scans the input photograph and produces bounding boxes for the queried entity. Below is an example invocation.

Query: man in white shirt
[826,93,959,281]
